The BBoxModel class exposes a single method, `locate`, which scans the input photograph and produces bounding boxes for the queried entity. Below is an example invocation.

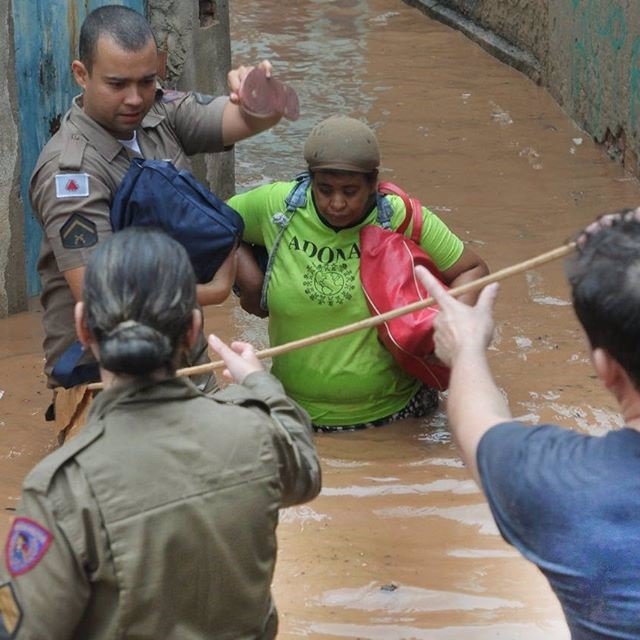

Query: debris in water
[489,101,513,125]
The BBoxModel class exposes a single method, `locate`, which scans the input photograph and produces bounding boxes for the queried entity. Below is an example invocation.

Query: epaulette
[23,422,104,495]
[160,89,187,104]
[212,385,271,415]
[58,131,88,172]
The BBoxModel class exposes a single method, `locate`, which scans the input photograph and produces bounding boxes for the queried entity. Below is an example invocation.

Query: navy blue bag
[110,158,244,283]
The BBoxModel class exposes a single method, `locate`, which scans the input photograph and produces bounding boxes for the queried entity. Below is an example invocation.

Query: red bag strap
[378,182,423,243]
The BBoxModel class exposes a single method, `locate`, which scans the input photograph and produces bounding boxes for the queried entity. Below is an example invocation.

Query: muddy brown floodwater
[2,0,640,637]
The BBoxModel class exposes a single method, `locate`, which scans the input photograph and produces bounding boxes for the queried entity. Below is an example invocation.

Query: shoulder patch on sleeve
[55,173,89,198]
[5,518,53,577]
[0,582,22,638]
[193,92,214,105]
[161,89,187,103]
[60,213,98,249]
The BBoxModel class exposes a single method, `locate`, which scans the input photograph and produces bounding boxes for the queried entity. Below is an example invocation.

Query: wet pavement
[2,0,640,637]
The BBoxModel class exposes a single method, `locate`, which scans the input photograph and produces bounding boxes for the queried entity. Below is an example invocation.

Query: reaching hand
[577,207,640,247]
[228,60,273,104]
[208,334,263,384]
[414,266,499,367]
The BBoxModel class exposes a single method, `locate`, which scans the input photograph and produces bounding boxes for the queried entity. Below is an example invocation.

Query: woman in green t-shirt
[230,115,489,431]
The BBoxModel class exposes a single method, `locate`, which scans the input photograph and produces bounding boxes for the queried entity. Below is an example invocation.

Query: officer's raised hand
[208,334,264,384]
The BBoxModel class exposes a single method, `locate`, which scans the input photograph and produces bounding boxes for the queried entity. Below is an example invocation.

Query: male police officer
[30,5,284,440]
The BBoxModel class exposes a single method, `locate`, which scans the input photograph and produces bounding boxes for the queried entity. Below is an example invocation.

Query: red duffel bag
[360,182,450,391]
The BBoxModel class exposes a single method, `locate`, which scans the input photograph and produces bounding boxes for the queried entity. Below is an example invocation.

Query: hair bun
[100,320,173,375]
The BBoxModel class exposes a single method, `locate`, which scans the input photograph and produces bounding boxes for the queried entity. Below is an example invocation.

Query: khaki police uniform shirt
[0,372,321,639]
[29,91,229,388]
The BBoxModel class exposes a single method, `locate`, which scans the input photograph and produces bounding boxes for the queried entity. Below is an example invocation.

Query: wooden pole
[87,241,576,391]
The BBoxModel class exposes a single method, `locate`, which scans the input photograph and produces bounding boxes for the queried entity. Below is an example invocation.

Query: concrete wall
[149,0,234,198]
[405,0,640,175]
[0,0,25,316]
[548,2,640,172]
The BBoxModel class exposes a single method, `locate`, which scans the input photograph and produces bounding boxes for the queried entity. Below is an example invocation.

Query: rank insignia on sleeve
[60,213,98,249]
[0,582,22,637]
[55,173,90,198]
[5,518,53,577]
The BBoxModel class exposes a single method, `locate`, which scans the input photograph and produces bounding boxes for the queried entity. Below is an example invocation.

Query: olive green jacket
[0,372,320,639]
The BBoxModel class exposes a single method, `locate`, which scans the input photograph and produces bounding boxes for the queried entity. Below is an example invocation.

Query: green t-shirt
[228,181,464,426]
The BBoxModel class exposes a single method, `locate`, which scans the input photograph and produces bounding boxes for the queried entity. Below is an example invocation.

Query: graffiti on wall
[570,0,638,142]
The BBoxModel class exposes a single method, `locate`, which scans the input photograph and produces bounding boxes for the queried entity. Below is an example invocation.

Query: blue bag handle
[51,341,100,389]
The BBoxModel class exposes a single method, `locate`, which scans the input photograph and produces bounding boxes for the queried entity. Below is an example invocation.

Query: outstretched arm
[208,335,321,506]
[415,266,511,483]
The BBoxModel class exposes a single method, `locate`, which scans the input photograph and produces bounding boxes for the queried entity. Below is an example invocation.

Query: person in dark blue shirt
[415,209,640,640]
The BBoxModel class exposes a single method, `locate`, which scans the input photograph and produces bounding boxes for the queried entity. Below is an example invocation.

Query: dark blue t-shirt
[477,422,640,640]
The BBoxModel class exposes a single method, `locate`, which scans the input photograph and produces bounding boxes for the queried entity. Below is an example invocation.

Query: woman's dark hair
[82,227,196,377]
[79,5,156,73]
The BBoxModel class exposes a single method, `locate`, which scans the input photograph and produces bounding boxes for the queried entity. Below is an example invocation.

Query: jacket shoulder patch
[5,518,53,577]
[55,173,89,198]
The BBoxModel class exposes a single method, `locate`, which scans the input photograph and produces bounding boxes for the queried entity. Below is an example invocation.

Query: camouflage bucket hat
[303,115,380,173]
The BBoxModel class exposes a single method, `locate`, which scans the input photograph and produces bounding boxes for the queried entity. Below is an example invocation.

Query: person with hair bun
[230,114,489,431]
[0,227,321,639]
